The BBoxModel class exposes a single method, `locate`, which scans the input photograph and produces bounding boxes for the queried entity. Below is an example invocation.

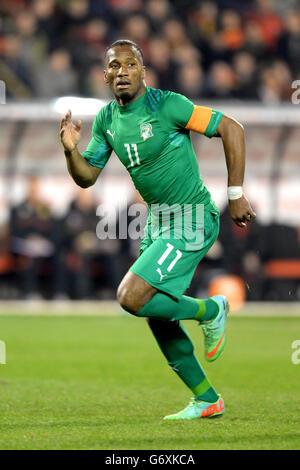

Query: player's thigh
[129,238,199,299]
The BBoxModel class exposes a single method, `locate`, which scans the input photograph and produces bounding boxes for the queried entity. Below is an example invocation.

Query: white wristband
[227,186,243,200]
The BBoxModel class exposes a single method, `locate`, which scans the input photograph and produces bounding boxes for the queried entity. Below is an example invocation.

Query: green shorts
[130,201,220,299]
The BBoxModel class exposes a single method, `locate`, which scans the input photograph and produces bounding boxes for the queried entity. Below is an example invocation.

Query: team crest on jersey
[140,123,154,141]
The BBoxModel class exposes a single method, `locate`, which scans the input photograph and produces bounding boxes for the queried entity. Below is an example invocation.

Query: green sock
[192,378,219,403]
[136,293,219,324]
[136,292,199,321]
[195,299,219,322]
[147,318,218,403]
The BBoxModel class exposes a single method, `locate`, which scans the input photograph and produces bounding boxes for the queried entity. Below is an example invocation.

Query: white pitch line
[0,301,299,317]
[0,300,125,316]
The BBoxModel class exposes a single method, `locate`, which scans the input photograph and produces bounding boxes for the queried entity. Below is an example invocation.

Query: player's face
[104,45,146,104]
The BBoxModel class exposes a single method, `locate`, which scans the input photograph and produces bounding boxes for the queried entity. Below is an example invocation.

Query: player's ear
[142,66,146,80]
[104,69,108,84]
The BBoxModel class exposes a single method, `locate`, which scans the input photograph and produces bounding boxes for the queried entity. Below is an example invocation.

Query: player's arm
[60,109,101,188]
[186,106,256,228]
[214,114,256,228]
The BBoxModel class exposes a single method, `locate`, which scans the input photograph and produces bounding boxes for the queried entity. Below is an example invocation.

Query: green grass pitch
[0,311,300,450]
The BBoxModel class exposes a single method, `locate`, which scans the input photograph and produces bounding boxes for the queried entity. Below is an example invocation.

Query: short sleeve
[161,92,194,129]
[82,111,112,168]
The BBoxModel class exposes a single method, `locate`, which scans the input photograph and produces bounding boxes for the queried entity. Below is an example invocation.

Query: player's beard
[116,81,144,105]
[117,91,132,104]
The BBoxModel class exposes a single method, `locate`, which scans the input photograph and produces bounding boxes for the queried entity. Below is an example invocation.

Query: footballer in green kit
[60,40,256,420]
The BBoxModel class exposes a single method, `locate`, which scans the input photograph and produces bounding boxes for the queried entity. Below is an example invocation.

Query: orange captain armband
[185,106,224,137]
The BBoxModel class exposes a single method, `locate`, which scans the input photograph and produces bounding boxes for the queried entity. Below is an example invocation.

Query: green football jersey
[82,86,222,208]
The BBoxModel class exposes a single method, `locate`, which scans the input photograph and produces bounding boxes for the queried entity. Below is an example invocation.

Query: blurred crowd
[1,176,300,301]
[1,0,300,102]
[0,176,140,300]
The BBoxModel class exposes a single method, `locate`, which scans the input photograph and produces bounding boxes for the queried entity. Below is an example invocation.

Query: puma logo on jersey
[107,130,115,140]
[140,123,153,141]
[156,268,167,282]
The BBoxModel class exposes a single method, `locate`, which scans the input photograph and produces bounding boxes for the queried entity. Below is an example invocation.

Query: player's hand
[59,109,82,152]
[228,194,256,228]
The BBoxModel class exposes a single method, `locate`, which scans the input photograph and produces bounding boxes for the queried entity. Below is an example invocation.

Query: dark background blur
[0,0,300,302]
[1,0,300,101]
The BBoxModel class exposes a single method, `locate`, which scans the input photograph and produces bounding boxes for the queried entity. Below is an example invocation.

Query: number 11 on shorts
[158,243,182,272]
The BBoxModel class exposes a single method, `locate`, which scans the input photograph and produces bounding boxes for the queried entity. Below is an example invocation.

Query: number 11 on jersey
[124,143,140,167]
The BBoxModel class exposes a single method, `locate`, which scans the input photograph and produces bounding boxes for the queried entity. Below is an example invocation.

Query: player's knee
[117,284,141,314]
[116,284,131,311]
